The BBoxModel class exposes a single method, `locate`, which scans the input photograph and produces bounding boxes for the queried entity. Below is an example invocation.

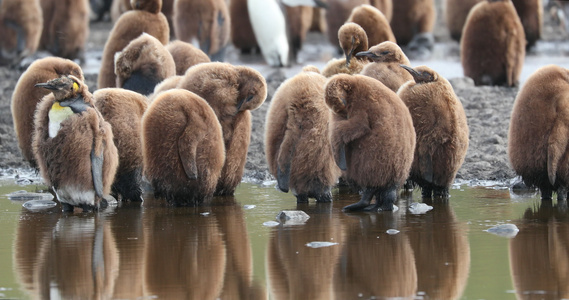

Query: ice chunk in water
[244,205,256,210]
[408,202,433,214]
[485,224,519,238]
[263,221,280,227]
[386,229,400,235]
[276,210,310,225]
[22,200,57,211]
[8,191,54,201]
[305,241,339,248]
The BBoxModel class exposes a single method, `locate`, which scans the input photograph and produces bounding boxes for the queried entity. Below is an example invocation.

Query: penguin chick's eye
[380,51,389,55]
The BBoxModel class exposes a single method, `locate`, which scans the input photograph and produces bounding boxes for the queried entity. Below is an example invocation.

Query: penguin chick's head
[35,75,84,101]
[338,23,368,65]
[356,41,405,63]
[400,65,437,84]
[236,66,267,111]
[325,74,353,117]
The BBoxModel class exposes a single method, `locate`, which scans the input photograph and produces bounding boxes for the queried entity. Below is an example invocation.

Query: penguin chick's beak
[355,51,376,60]
[34,82,58,90]
[237,95,254,111]
[400,65,434,84]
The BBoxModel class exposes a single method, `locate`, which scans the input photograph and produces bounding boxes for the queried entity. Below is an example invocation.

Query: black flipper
[277,164,290,193]
[336,143,347,171]
[60,95,90,113]
[91,148,104,199]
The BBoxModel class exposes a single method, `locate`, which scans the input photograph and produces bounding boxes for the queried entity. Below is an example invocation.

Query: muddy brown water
[0,176,566,299]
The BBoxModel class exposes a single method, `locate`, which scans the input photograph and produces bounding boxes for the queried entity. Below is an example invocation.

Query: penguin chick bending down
[347,4,396,47]
[397,65,469,198]
[357,41,413,92]
[325,74,415,211]
[94,88,149,202]
[114,33,176,95]
[141,89,225,206]
[0,0,43,66]
[166,40,210,75]
[177,62,267,196]
[322,22,369,77]
[509,65,569,201]
[98,0,169,89]
[461,0,526,87]
[173,0,231,61]
[11,57,84,168]
[265,69,341,203]
[32,76,119,212]
[248,0,289,67]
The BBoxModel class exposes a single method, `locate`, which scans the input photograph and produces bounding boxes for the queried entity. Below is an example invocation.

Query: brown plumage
[511,0,542,49]
[229,0,258,53]
[141,89,225,205]
[461,0,526,87]
[166,40,211,75]
[265,69,340,203]
[322,22,369,77]
[39,0,90,62]
[370,0,393,21]
[357,41,413,92]
[0,0,43,65]
[177,62,267,196]
[390,0,435,46]
[32,75,119,211]
[110,0,131,22]
[347,4,396,47]
[11,57,83,168]
[152,75,183,98]
[508,65,569,201]
[445,0,482,41]
[325,0,368,47]
[98,0,169,89]
[325,74,415,211]
[286,5,314,62]
[114,33,176,95]
[397,65,469,198]
[94,88,149,202]
[173,0,230,61]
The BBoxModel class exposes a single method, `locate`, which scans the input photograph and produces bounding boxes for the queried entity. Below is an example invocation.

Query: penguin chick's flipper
[335,143,347,171]
[419,152,433,184]
[122,71,161,95]
[5,20,26,55]
[60,95,90,113]
[276,125,299,193]
[91,148,104,199]
[277,164,290,193]
[547,120,569,186]
[178,127,199,180]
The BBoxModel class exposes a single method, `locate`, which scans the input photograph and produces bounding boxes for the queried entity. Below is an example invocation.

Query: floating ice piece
[244,205,256,210]
[485,224,519,238]
[263,221,280,227]
[408,202,433,214]
[22,199,57,211]
[305,241,339,248]
[8,190,54,201]
[200,212,210,216]
[276,210,310,225]
[386,229,400,235]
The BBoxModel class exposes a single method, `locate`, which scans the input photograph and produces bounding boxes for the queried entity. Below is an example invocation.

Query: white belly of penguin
[48,105,74,138]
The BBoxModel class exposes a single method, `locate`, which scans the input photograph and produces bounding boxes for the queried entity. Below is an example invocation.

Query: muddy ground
[1,2,568,186]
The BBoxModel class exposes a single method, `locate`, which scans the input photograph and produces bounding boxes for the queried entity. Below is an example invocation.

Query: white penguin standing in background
[247,0,289,67]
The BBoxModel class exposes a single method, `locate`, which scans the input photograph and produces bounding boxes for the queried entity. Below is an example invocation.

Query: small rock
[22,199,57,211]
[408,202,433,214]
[276,210,310,225]
[485,224,519,238]
[305,241,339,248]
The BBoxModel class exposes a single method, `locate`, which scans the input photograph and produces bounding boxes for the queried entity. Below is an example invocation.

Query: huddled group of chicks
[5,0,569,212]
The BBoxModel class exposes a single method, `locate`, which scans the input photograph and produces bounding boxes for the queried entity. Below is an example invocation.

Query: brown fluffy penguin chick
[326,0,368,48]
[390,0,435,46]
[32,76,119,212]
[114,33,176,95]
[11,57,84,168]
[322,22,369,77]
[511,0,542,49]
[265,70,341,203]
[325,74,415,211]
[0,0,43,66]
[461,0,526,87]
[229,0,258,53]
[508,65,569,201]
[286,5,314,62]
[445,0,482,41]
[173,0,231,62]
[177,62,267,196]
[111,0,132,22]
[98,0,169,89]
[141,89,225,206]
[39,0,90,63]
[370,0,393,21]
[357,41,413,92]
[166,40,210,75]
[94,88,149,202]
[347,4,396,47]
[151,75,183,100]
[397,65,469,198]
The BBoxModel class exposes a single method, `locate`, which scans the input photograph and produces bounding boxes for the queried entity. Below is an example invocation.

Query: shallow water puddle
[0,179,566,299]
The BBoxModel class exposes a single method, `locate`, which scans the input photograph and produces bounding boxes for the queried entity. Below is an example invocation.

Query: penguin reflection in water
[33,76,119,212]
